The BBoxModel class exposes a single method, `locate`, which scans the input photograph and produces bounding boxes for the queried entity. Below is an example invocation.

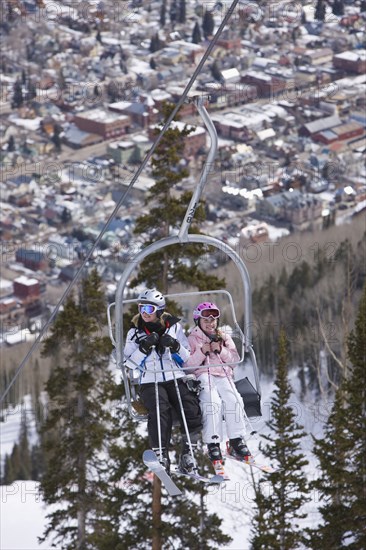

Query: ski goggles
[197,308,220,320]
[138,303,159,314]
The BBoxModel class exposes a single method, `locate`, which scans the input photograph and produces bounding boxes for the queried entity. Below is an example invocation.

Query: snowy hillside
[0,372,325,549]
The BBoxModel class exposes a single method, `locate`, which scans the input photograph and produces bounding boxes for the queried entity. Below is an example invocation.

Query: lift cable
[0,0,240,405]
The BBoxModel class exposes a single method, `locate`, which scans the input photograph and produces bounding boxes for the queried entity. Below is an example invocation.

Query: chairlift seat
[235,377,262,418]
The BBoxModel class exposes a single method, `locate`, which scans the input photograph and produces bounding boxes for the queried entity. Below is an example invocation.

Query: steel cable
[0,0,240,405]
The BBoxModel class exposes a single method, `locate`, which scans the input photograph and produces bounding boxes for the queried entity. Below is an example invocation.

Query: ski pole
[168,349,198,472]
[152,348,164,459]
[215,352,258,439]
[205,353,220,446]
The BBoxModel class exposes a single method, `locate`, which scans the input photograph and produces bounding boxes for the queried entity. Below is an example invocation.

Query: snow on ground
[0,481,53,550]
[0,373,326,549]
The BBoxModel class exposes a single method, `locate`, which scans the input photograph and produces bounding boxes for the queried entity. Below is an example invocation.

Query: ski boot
[226,438,252,462]
[208,443,226,477]
[153,447,171,475]
[178,443,197,474]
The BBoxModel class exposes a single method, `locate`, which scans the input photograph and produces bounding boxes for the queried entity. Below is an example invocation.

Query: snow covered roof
[304,115,341,134]
[14,275,39,286]
[334,49,366,62]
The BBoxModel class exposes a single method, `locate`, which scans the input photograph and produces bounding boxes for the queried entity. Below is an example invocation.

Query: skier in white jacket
[124,288,202,474]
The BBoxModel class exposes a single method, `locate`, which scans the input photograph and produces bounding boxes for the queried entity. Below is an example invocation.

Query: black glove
[139,332,159,355]
[185,377,202,394]
[159,333,180,354]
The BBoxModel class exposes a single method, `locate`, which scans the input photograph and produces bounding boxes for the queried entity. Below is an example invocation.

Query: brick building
[147,120,206,159]
[333,50,366,75]
[313,121,364,145]
[240,70,287,98]
[13,276,40,302]
[74,109,130,139]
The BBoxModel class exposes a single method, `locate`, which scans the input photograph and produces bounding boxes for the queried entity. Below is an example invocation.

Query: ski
[211,460,230,481]
[225,453,280,474]
[143,450,182,496]
[172,467,226,484]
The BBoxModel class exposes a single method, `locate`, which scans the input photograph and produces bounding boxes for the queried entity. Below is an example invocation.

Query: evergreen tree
[251,330,310,549]
[332,0,344,16]
[178,0,186,23]
[211,59,221,82]
[102,403,232,548]
[61,206,72,224]
[149,33,163,53]
[192,21,202,44]
[315,0,326,21]
[169,0,178,25]
[7,135,15,151]
[12,79,23,108]
[52,124,62,152]
[127,103,228,547]
[2,413,33,483]
[160,0,166,27]
[2,454,15,485]
[18,412,32,479]
[202,9,215,39]
[310,284,366,548]
[38,270,122,550]
[131,102,225,294]
[149,57,157,70]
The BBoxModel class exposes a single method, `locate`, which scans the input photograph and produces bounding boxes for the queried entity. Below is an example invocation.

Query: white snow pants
[198,372,247,444]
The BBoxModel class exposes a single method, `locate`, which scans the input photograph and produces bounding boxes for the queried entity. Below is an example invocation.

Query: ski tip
[210,474,228,483]
[143,450,156,460]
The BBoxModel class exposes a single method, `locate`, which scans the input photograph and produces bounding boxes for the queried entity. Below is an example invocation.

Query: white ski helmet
[138,288,166,310]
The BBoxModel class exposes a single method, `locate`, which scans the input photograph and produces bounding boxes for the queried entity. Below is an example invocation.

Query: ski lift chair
[107,96,262,422]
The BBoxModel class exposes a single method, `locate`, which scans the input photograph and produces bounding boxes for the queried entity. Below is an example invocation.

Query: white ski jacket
[124,313,190,384]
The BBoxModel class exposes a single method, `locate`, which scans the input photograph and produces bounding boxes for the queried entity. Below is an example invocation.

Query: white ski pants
[198,372,247,444]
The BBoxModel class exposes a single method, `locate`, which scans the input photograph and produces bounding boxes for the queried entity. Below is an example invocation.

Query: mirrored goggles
[198,309,220,320]
[138,303,159,314]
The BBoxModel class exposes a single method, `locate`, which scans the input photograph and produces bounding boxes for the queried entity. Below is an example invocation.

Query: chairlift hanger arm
[178,96,218,242]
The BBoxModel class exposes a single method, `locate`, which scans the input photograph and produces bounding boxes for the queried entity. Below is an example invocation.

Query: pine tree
[149,33,163,53]
[178,0,186,23]
[315,0,326,21]
[310,284,366,548]
[169,0,178,25]
[332,0,344,16]
[160,0,166,27]
[202,9,215,39]
[125,103,229,547]
[211,60,221,82]
[18,412,32,479]
[192,21,202,44]
[251,330,310,549]
[104,407,232,549]
[52,124,62,152]
[131,102,225,294]
[38,270,122,550]
[12,80,23,108]
[7,135,15,151]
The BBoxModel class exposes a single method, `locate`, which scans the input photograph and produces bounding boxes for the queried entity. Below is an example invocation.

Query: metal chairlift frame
[108,96,262,422]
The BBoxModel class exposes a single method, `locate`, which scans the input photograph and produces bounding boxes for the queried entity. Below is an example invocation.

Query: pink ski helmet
[193,302,220,322]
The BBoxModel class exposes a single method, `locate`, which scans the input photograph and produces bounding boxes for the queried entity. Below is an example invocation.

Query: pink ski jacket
[184,325,240,378]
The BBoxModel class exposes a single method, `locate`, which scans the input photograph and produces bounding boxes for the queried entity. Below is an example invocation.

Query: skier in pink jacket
[185,302,251,473]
